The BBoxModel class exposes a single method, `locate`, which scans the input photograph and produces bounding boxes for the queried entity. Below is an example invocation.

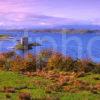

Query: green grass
[0,71,31,88]
[78,73,100,85]
[0,71,51,99]
[0,71,100,100]
[61,91,100,100]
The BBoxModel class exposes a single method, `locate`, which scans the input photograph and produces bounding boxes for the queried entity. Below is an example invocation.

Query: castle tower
[21,30,28,50]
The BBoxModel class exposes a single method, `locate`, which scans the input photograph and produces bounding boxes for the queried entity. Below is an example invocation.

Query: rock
[91,89,98,94]
[5,93,11,99]
[3,87,16,93]
[94,83,100,90]
[94,77,100,80]
[15,86,28,90]
[19,92,32,100]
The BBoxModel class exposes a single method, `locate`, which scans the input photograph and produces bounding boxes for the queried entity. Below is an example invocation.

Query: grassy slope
[78,73,100,85]
[0,71,100,100]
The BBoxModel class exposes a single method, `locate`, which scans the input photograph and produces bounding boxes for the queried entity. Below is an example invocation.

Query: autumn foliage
[0,50,99,73]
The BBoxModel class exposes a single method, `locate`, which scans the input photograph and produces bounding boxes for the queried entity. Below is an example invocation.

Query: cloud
[0,0,99,29]
[0,12,90,29]
[0,0,38,13]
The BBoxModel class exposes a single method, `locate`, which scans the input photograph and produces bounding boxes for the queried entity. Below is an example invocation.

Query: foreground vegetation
[0,71,100,100]
[0,50,100,100]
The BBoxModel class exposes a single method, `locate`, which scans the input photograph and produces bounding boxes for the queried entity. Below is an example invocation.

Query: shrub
[0,50,99,73]
[80,59,96,72]
[0,57,6,70]
[24,54,36,72]
[47,53,96,72]
[72,59,96,73]
[47,52,65,70]
[62,57,73,71]
[11,54,36,72]
[0,52,15,70]
[0,56,11,71]
[10,55,24,71]
[93,64,100,74]
[37,49,54,70]
[1,51,15,58]
[72,59,85,72]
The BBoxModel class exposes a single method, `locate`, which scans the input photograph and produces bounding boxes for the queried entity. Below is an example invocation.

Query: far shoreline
[0,28,100,34]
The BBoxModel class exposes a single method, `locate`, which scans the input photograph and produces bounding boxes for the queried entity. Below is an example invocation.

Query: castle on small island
[21,37,28,47]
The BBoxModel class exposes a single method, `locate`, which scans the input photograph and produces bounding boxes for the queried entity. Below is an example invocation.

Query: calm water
[0,31,100,62]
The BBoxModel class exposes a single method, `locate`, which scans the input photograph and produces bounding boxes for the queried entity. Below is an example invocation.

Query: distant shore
[31,29,100,34]
[0,28,100,34]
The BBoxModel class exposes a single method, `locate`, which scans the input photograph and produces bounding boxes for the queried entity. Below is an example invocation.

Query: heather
[0,50,100,100]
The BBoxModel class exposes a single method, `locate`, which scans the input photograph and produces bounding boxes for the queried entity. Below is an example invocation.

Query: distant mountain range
[0,12,100,29]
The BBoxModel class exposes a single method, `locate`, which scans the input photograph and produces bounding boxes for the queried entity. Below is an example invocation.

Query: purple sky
[0,0,100,28]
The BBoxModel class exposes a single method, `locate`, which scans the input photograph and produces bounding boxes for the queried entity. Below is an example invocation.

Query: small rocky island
[15,37,41,50]
[0,34,10,40]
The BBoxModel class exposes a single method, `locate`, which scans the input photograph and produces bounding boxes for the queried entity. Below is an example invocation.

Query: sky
[0,0,100,28]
